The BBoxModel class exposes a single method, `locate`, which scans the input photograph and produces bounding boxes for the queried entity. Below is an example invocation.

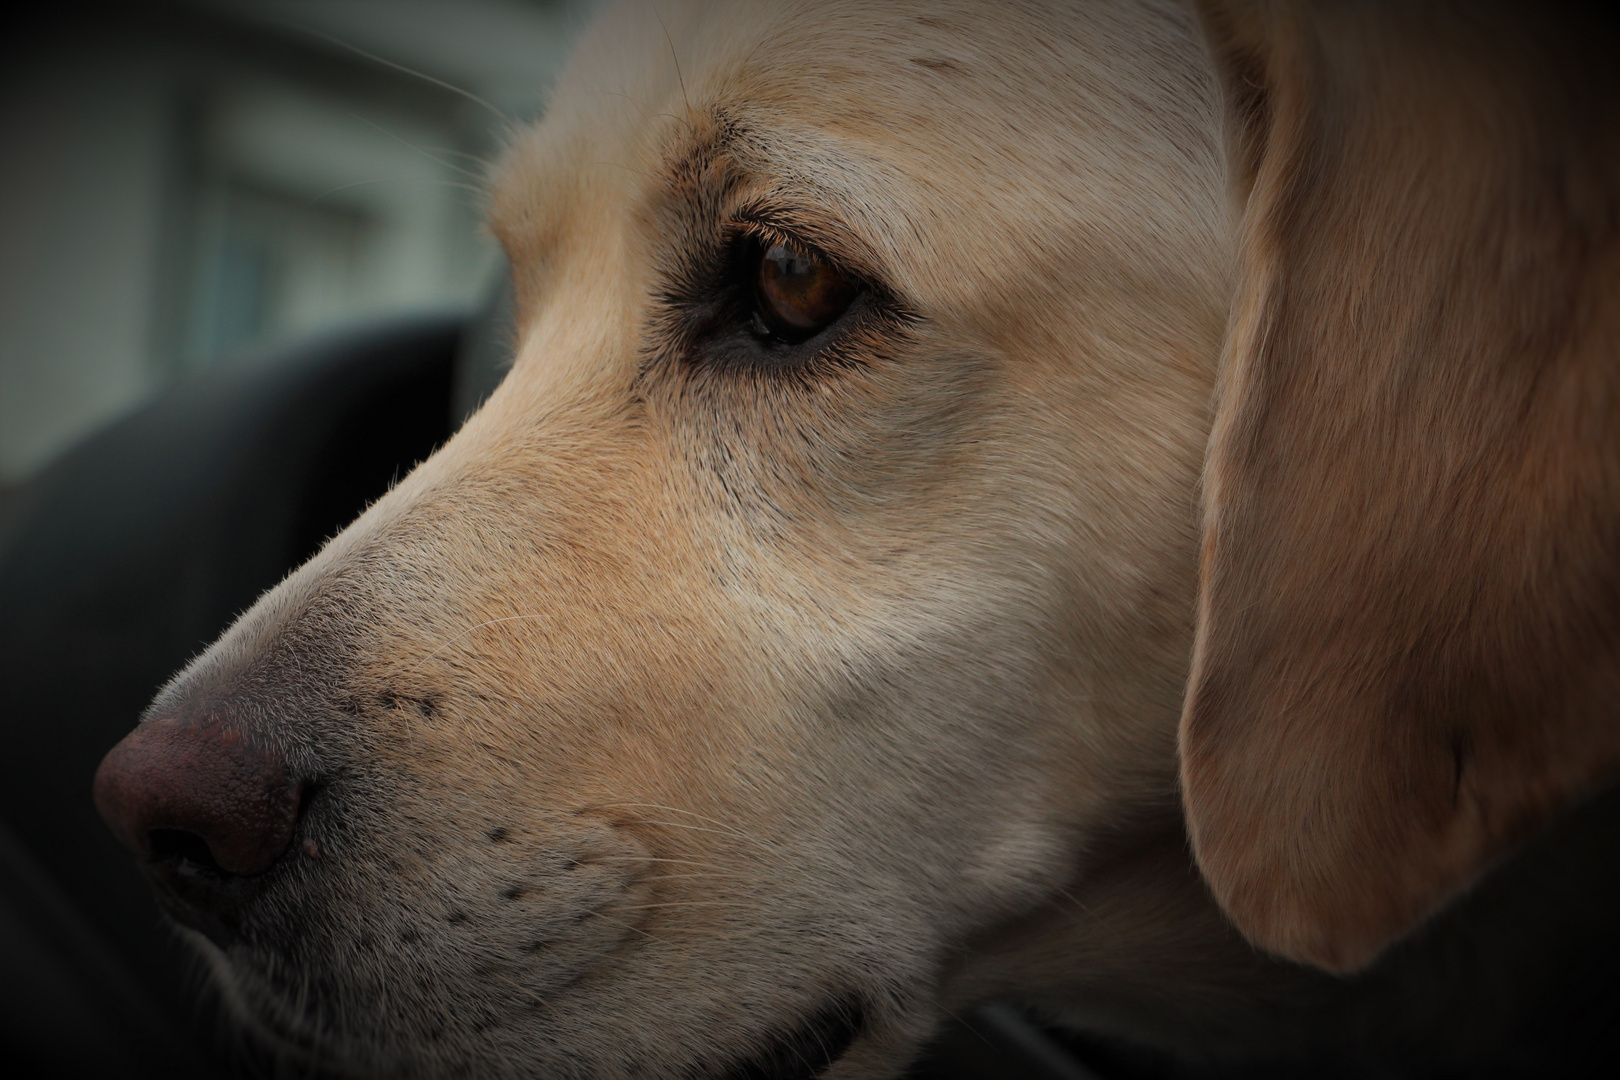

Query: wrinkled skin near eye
[753,240,857,340]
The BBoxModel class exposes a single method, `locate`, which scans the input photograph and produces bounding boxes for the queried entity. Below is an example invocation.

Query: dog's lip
[720,995,864,1080]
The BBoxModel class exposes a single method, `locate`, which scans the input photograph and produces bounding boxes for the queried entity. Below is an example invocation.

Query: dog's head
[92,1,1620,1076]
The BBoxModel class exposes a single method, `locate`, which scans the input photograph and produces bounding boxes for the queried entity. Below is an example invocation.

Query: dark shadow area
[0,316,461,1076]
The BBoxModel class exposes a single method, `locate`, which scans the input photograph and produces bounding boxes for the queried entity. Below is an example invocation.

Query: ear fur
[1183,0,1620,973]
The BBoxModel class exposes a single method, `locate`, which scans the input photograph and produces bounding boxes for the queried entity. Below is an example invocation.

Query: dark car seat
[0,311,474,1075]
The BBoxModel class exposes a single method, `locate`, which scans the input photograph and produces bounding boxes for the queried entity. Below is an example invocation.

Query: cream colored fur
[146,0,1618,1075]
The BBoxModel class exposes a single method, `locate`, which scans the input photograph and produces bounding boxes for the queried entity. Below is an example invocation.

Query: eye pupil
[755,241,856,338]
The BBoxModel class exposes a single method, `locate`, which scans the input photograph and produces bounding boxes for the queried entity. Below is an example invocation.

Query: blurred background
[1,2,601,1074]
[3,0,594,495]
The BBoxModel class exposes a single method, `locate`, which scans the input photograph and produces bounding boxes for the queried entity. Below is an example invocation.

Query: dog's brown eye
[754,242,855,339]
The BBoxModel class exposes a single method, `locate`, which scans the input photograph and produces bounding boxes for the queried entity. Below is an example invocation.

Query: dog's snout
[94,713,302,937]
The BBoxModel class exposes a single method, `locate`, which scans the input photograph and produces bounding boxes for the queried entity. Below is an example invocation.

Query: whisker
[608,900,763,914]
[586,801,768,846]
[939,1003,1000,1052]
[591,853,740,873]
[651,2,691,113]
[409,143,495,166]
[1053,885,1110,929]
[602,88,654,124]
[347,113,490,183]
[615,818,781,855]
[294,26,514,132]
[410,614,550,672]
[583,910,675,948]
[593,854,750,881]
[491,969,553,1015]
[307,177,380,202]
[311,177,483,202]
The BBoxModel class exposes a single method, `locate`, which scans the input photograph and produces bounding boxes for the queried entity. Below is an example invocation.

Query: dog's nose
[93,714,301,940]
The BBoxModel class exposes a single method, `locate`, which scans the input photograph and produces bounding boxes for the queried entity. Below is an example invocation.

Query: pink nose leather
[93,717,298,876]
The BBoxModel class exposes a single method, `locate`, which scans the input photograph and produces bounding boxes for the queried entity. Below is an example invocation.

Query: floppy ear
[1183,0,1620,973]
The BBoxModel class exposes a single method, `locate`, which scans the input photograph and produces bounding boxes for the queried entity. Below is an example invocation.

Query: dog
[91,1,1620,1076]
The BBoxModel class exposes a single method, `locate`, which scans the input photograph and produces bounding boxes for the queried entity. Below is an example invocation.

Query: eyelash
[643,215,910,385]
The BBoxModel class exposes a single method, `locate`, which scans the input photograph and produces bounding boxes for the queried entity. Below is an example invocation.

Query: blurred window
[194,181,372,361]
[1,0,588,487]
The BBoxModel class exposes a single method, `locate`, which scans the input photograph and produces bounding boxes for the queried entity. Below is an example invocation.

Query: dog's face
[105,2,1229,1074]
[92,0,1620,1073]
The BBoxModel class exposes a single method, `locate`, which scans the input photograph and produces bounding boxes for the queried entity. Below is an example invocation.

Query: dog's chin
[719,996,865,1080]
[183,941,338,1071]
[198,931,869,1080]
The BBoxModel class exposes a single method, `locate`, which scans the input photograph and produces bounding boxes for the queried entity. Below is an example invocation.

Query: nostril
[147,827,229,877]
[94,716,303,878]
